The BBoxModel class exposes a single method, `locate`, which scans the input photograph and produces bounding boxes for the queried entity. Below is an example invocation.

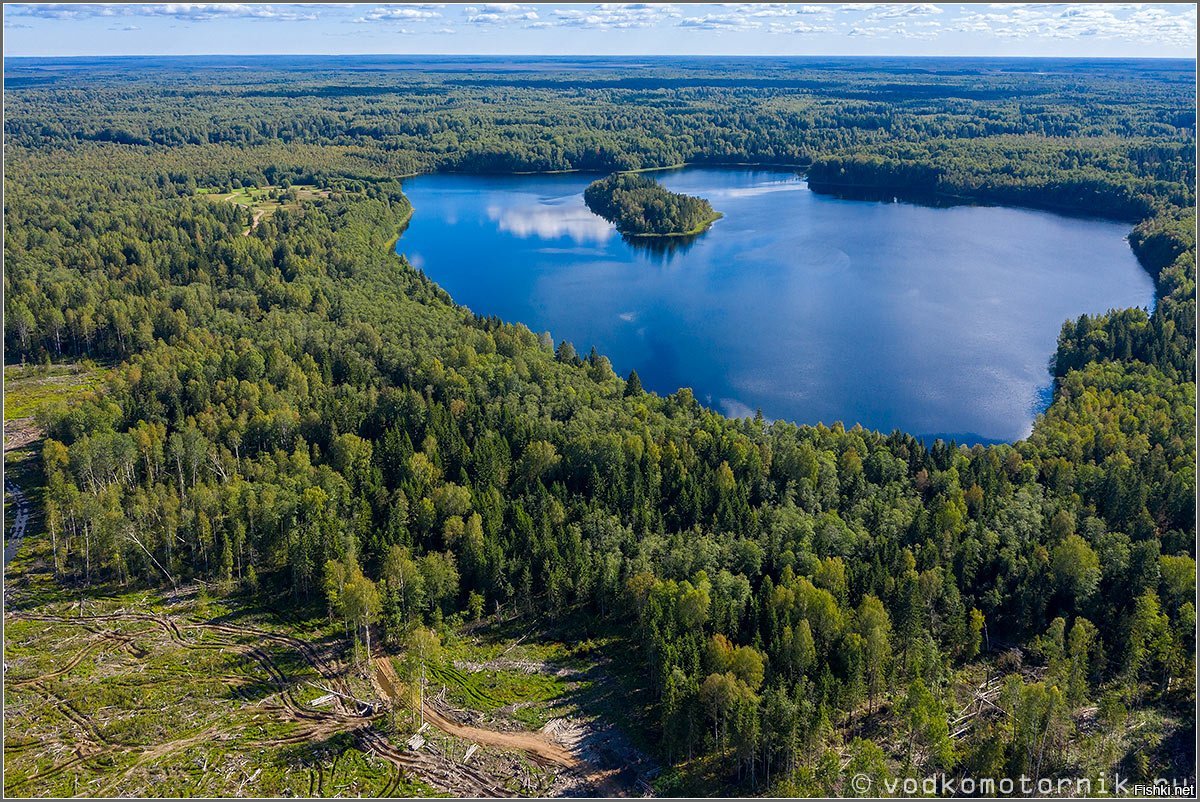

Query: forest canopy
[2,55,1195,796]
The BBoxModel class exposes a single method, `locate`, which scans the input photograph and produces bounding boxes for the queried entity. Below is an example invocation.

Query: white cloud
[866,3,944,19]
[354,6,443,23]
[834,3,901,12]
[720,3,831,17]
[463,3,539,24]
[551,3,682,30]
[766,20,832,34]
[848,20,939,39]
[678,12,761,31]
[486,203,614,243]
[5,3,113,19]
[7,3,320,22]
[953,3,1196,45]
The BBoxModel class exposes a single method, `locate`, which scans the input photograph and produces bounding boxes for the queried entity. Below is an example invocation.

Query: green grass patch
[4,361,107,422]
[199,184,330,228]
[427,658,568,730]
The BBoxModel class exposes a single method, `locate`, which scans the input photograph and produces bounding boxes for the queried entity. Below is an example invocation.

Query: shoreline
[584,172,724,239]
[386,173,1150,447]
[622,210,724,239]
[416,161,811,179]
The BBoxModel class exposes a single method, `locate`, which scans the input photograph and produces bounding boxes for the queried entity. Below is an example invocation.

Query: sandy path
[374,653,406,701]
[242,209,265,236]
[374,656,578,769]
[421,704,579,768]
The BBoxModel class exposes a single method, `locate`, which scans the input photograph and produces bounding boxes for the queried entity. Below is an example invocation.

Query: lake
[397,168,1155,443]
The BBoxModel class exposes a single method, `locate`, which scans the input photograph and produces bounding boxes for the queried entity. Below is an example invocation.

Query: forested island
[2,55,1195,798]
[584,172,721,237]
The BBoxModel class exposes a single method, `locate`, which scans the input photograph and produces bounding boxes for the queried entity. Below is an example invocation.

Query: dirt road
[242,209,264,236]
[8,608,514,797]
[374,656,578,768]
[422,704,579,768]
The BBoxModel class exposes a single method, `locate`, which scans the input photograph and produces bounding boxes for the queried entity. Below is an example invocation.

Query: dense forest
[3,56,1196,795]
[584,172,720,237]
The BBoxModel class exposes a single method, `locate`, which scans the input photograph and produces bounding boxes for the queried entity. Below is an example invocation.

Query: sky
[4,3,1197,59]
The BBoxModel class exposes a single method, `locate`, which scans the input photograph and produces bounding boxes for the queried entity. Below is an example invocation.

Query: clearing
[4,360,106,429]
[199,184,331,234]
[5,361,107,570]
[2,356,656,797]
[3,498,655,797]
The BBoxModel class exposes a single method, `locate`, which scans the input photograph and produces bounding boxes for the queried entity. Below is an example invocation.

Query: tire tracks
[6,608,519,797]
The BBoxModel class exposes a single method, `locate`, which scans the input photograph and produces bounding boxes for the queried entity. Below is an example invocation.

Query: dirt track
[374,656,577,768]
[7,609,514,797]
[242,209,265,236]
[425,702,579,768]
[374,656,641,797]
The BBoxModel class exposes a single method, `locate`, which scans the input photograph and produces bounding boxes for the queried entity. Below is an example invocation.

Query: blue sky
[5,3,1197,59]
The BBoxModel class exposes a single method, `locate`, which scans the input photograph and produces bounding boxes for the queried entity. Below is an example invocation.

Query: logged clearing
[4,597,416,797]
[4,361,107,426]
[2,356,653,797]
[3,504,652,798]
[422,701,578,769]
[373,652,650,797]
[1,589,531,797]
[5,362,106,568]
[4,362,107,424]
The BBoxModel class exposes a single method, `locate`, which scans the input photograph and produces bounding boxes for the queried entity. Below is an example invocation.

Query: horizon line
[6,52,1198,61]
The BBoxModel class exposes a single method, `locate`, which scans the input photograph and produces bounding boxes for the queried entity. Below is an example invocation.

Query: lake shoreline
[392,167,1153,444]
[406,163,1149,254]
[622,210,724,239]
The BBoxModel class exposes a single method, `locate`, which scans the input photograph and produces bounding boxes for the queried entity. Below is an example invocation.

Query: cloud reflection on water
[486,200,614,243]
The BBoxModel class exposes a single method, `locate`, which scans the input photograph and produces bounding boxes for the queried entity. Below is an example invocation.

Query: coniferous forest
[2,55,1196,797]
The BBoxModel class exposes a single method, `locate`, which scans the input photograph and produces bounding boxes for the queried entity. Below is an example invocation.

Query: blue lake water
[397,168,1155,443]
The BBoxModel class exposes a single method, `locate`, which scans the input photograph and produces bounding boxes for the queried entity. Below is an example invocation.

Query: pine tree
[624,369,644,397]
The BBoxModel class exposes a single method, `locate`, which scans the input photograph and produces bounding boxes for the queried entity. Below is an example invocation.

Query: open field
[200,184,331,234]
[4,362,107,424]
